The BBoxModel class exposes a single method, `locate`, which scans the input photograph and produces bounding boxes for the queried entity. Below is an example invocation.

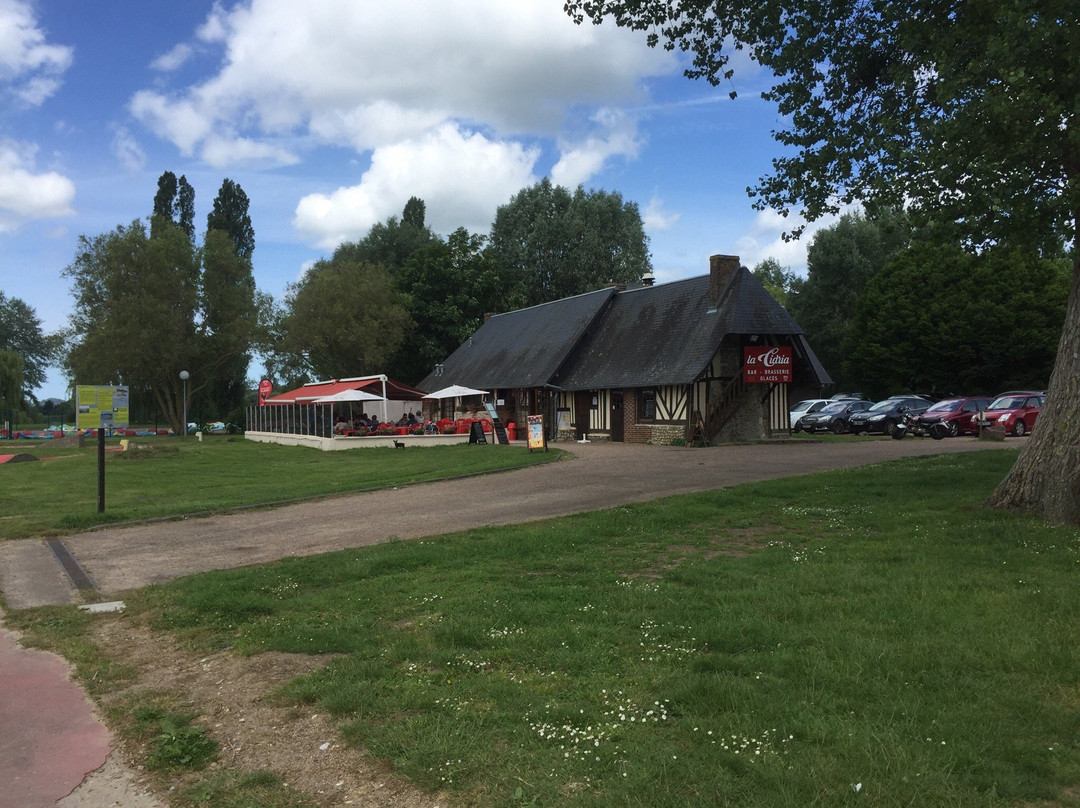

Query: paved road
[2,437,1006,609]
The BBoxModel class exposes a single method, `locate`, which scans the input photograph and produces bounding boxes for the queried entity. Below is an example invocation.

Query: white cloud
[129,89,214,156]
[551,108,641,187]
[131,0,673,169]
[111,126,146,172]
[642,194,679,232]
[294,123,538,248]
[200,133,298,168]
[735,207,855,274]
[0,140,75,232]
[0,0,72,106]
[151,42,194,72]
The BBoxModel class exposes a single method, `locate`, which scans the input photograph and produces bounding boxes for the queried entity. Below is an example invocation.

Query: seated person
[333,417,349,435]
[424,418,439,433]
[407,411,420,425]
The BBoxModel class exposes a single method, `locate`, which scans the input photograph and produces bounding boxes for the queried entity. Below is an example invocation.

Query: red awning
[263,377,428,404]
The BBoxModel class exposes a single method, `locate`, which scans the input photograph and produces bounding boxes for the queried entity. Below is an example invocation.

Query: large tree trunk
[985,258,1080,524]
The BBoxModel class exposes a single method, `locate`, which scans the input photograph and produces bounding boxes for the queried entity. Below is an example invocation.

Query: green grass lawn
[16,449,1074,807]
[0,436,558,538]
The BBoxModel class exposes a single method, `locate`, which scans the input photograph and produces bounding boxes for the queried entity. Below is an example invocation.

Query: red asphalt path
[0,609,111,808]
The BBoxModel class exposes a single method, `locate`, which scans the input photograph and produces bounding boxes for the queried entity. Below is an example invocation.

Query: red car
[915,396,993,437]
[971,393,1044,436]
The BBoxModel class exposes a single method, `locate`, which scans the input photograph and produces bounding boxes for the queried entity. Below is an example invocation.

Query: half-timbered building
[417,254,831,444]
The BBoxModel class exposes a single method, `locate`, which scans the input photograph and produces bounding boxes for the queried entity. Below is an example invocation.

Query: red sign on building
[743,346,792,383]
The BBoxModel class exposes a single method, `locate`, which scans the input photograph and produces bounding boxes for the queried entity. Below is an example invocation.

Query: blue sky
[1,0,841,400]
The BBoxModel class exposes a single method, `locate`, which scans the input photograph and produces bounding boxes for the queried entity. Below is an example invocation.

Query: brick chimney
[709,254,740,304]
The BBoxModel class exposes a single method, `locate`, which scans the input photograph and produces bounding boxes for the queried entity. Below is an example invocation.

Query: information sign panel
[76,385,130,430]
[527,414,546,451]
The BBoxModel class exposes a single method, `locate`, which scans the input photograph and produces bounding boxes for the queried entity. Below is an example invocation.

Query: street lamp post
[179,370,189,438]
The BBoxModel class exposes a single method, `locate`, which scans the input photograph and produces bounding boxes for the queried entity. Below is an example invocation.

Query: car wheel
[1012,420,1027,437]
[792,421,802,433]
[947,421,959,438]
[884,419,897,436]
[831,420,846,435]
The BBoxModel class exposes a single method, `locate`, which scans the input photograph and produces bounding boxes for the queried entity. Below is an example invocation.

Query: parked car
[915,396,993,437]
[789,399,831,432]
[970,393,1044,436]
[848,396,934,435]
[798,399,873,434]
[829,392,865,401]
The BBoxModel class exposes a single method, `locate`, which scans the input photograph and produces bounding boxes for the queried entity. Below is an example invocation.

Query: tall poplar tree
[64,177,264,433]
[202,178,257,421]
[151,170,195,241]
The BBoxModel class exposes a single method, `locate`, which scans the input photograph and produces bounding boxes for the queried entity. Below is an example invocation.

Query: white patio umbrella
[312,387,389,429]
[311,388,385,403]
[422,384,488,399]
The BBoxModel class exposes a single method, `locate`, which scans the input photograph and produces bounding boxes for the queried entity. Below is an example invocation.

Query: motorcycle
[891,410,948,440]
[890,410,918,440]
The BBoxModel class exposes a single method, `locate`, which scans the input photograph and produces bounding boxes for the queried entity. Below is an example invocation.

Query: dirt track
[1,437,1007,610]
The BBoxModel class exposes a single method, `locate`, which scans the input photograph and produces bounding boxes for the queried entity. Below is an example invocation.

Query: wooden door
[574,391,592,440]
[610,392,624,442]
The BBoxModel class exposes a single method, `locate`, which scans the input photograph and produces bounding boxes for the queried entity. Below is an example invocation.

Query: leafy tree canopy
[64,220,200,432]
[277,258,412,381]
[490,178,651,307]
[402,196,426,229]
[845,243,1069,398]
[332,206,440,273]
[63,216,266,433]
[0,291,56,398]
[786,210,911,388]
[200,178,258,421]
[206,178,255,259]
[751,258,798,308]
[198,227,265,423]
[387,228,513,384]
[566,0,1076,250]
[0,350,24,411]
[151,170,195,241]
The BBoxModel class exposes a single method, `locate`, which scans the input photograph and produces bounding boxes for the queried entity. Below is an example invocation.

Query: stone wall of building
[622,390,652,444]
[715,387,766,442]
[649,424,686,445]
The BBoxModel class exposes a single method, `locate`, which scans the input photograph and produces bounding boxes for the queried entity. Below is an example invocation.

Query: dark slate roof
[415,286,616,391]
[794,334,833,387]
[418,266,831,392]
[556,275,724,389]
[713,266,806,335]
[558,268,813,389]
